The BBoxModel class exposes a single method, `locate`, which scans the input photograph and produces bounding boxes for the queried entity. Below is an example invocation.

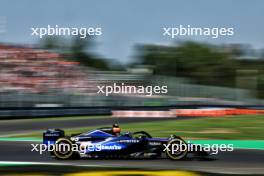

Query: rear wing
[43,129,64,145]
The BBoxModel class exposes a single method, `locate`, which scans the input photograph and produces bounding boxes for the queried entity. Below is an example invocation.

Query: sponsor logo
[119,139,139,143]
[149,142,161,146]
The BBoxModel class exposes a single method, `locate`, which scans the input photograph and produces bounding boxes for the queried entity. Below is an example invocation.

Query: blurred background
[0,0,263,108]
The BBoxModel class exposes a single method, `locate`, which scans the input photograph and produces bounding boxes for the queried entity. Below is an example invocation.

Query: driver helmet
[112,124,121,134]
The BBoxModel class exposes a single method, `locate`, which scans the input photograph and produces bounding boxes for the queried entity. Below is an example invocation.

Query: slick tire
[165,137,188,160]
[53,137,78,160]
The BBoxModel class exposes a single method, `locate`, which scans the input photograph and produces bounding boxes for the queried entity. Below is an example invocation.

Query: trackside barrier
[170,108,233,117]
[170,108,264,117]
[112,110,175,118]
[112,108,264,117]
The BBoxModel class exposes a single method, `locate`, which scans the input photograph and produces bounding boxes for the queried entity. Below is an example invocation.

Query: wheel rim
[54,138,74,159]
[166,138,188,160]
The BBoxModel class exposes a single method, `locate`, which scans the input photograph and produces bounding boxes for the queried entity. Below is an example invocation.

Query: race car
[43,124,209,160]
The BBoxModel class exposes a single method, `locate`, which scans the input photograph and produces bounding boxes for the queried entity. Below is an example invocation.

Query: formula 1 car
[43,125,209,160]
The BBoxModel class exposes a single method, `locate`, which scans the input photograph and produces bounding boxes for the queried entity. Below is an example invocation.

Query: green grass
[8,115,264,140]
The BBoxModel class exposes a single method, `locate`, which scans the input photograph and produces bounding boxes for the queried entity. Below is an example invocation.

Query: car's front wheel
[165,137,188,160]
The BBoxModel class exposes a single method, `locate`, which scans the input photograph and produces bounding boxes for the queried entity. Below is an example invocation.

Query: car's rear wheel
[53,137,77,159]
[165,137,188,160]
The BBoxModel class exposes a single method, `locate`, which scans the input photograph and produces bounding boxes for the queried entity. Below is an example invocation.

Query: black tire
[165,137,188,160]
[53,137,78,160]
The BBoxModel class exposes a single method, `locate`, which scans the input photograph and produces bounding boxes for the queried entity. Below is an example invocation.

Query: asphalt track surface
[0,117,264,174]
[0,141,264,174]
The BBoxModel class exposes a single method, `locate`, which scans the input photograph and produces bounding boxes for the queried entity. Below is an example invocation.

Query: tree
[39,36,111,70]
[135,41,237,87]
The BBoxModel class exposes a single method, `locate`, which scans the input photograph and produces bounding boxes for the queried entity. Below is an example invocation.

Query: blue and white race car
[43,124,209,160]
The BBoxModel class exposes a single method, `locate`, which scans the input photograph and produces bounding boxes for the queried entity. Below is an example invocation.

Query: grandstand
[0,44,96,94]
